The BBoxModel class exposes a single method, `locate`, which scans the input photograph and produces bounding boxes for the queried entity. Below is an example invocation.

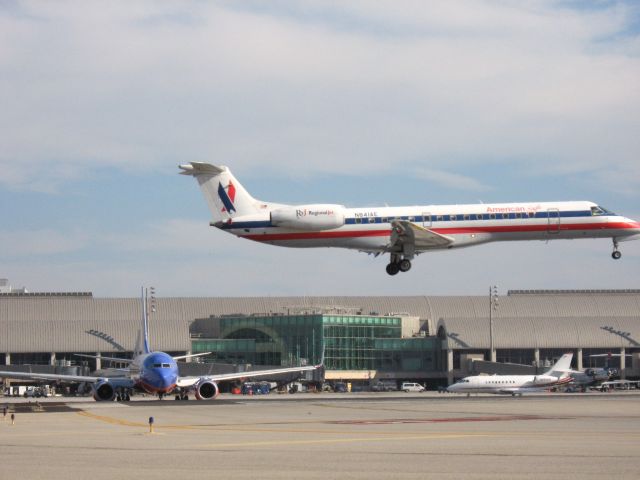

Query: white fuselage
[219,201,640,252]
[447,374,573,394]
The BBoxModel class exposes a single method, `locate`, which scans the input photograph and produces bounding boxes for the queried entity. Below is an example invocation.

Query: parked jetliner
[0,288,318,401]
[447,353,574,396]
[180,163,640,275]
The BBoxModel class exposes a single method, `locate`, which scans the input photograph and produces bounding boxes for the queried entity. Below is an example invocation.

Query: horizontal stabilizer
[179,162,225,176]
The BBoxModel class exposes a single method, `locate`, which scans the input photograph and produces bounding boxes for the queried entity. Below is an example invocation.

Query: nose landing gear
[612,239,622,260]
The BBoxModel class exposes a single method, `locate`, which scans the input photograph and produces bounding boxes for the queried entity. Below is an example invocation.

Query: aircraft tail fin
[134,287,151,356]
[179,162,265,223]
[545,353,573,377]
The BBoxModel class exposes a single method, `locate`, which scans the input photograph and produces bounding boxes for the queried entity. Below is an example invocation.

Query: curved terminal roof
[1,290,639,353]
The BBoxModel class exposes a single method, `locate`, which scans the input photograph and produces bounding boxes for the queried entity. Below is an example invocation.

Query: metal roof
[1,291,639,353]
[438,316,640,350]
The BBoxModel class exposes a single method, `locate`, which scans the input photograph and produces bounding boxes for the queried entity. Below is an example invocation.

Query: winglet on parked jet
[0,287,320,401]
[180,163,640,275]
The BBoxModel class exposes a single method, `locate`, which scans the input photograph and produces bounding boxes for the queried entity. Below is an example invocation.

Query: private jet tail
[179,162,271,224]
[544,353,573,378]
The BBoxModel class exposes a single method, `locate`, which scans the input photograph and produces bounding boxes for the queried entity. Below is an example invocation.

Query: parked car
[401,382,425,392]
[371,381,397,392]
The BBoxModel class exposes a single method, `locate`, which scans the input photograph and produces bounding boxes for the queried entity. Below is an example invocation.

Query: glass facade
[192,314,439,373]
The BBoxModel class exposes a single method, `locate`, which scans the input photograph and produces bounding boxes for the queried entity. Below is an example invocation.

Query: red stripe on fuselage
[240,221,639,242]
[139,380,176,395]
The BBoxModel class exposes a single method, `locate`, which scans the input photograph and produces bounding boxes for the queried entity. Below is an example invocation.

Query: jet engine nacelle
[532,375,555,385]
[195,380,220,400]
[270,204,345,231]
[93,380,116,401]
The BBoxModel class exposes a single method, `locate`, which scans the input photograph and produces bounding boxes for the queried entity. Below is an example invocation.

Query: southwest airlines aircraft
[180,163,640,275]
[447,353,574,396]
[0,289,318,401]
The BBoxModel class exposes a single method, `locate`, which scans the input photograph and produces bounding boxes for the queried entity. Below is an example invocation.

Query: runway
[2,392,639,479]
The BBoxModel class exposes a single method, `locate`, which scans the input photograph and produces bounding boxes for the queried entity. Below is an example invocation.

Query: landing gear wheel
[612,250,621,260]
[386,263,400,276]
[399,259,412,272]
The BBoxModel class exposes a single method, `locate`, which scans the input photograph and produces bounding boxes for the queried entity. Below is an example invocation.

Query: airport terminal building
[1,288,639,386]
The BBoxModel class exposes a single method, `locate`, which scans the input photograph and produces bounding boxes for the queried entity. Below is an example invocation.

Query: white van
[401,382,425,392]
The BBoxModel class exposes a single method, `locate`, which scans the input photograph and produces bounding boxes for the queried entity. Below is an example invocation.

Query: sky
[1,0,639,298]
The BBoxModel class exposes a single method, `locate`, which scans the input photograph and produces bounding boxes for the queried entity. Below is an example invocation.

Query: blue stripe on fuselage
[219,220,273,230]
[217,210,613,231]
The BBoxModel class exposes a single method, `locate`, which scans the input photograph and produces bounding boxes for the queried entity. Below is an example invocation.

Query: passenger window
[489,214,496,220]
[408,216,415,222]
[355,218,362,224]
[464,214,470,220]
[368,217,375,223]
[476,214,482,220]
[437,216,443,222]
[381,217,388,223]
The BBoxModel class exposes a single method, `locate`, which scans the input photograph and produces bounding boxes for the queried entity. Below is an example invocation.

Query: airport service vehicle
[180,163,640,275]
[593,380,640,392]
[401,382,425,392]
[447,354,574,396]
[0,288,318,402]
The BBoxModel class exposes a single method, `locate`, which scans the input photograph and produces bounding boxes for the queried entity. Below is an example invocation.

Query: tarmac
[1,391,639,480]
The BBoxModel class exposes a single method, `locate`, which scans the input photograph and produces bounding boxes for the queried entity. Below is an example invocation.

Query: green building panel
[192,314,438,373]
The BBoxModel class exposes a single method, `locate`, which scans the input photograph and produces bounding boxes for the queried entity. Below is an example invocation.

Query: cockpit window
[592,206,614,216]
[162,363,171,368]
[153,363,161,368]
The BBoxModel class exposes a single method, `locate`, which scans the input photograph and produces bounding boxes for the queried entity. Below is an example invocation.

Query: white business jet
[447,353,574,396]
[180,163,640,275]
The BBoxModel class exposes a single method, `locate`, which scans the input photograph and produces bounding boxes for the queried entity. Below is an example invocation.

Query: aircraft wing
[389,220,454,252]
[173,352,211,361]
[176,365,318,388]
[74,353,134,364]
[0,369,106,384]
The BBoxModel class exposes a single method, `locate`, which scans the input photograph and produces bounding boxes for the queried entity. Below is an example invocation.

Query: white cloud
[0,0,638,194]
[4,231,639,297]
[0,228,89,256]
[414,167,490,191]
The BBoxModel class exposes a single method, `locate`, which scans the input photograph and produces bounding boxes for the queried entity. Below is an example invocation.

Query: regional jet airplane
[447,353,574,396]
[180,163,640,275]
[0,289,318,401]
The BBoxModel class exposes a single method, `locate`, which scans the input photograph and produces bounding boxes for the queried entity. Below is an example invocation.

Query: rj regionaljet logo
[218,181,236,213]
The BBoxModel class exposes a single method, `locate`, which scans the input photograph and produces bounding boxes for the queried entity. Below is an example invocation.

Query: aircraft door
[422,212,432,228]
[547,208,560,234]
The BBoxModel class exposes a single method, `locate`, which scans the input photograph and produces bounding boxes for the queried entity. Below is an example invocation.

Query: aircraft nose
[159,371,177,390]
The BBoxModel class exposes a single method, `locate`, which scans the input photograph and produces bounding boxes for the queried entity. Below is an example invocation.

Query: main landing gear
[612,239,622,260]
[386,255,412,276]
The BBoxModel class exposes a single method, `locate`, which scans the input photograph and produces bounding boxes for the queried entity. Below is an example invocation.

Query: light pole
[489,285,498,362]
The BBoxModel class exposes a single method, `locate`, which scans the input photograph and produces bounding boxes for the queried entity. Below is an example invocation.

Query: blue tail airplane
[0,288,319,401]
